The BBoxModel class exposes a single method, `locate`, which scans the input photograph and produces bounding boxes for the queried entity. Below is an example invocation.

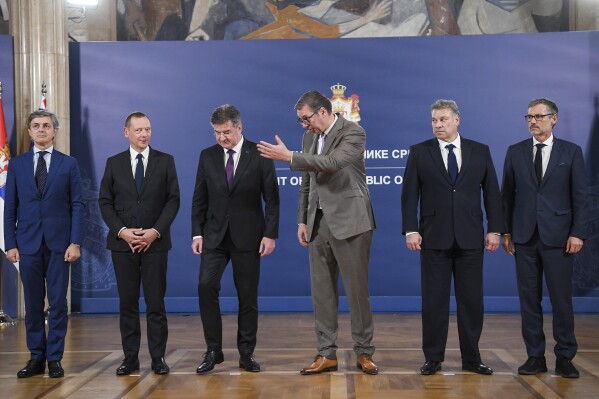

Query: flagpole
[0,81,16,327]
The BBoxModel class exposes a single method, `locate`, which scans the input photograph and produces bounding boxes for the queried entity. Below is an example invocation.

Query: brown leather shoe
[300,355,338,375]
[357,354,379,375]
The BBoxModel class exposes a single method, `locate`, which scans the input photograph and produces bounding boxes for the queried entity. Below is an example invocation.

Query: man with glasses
[502,98,588,378]
[192,104,279,374]
[401,99,502,376]
[257,90,378,375]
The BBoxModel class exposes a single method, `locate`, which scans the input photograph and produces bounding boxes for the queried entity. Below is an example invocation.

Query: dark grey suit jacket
[502,137,588,247]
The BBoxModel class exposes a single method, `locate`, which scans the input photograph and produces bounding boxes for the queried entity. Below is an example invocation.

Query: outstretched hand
[257,135,293,162]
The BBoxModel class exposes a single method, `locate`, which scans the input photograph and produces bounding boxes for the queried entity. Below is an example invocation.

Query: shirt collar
[33,145,53,154]
[437,133,461,149]
[533,134,554,147]
[223,135,244,154]
[129,146,150,160]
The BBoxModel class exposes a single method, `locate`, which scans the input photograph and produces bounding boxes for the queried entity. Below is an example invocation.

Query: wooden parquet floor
[1,313,598,398]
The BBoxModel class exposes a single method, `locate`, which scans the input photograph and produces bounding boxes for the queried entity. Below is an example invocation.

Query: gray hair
[211,104,241,126]
[27,110,59,129]
[528,98,558,115]
[431,99,460,117]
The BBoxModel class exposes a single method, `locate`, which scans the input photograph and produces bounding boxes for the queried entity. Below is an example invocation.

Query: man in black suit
[192,104,279,374]
[502,98,588,378]
[99,112,180,375]
[401,99,503,375]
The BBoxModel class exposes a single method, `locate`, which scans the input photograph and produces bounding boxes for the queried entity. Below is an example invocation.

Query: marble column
[8,0,71,319]
[9,0,70,155]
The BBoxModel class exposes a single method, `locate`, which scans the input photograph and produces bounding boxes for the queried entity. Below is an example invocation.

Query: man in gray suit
[257,90,378,375]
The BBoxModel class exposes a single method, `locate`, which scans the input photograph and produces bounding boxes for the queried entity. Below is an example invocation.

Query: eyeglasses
[297,111,318,125]
[524,114,554,122]
[214,130,232,137]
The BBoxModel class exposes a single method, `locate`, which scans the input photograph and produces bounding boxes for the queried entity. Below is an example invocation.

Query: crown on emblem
[330,83,346,97]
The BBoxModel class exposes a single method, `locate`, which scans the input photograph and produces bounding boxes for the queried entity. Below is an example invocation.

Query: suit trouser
[20,240,70,362]
[420,246,484,362]
[514,231,577,360]
[112,251,169,361]
[198,230,260,355]
[309,210,375,359]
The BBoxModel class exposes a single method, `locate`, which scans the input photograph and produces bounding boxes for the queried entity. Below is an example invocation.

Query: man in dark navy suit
[4,110,84,378]
[401,99,503,376]
[99,112,180,376]
[502,98,588,378]
[192,104,279,374]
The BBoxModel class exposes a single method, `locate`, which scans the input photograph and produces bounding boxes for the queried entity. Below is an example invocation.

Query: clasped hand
[121,228,158,253]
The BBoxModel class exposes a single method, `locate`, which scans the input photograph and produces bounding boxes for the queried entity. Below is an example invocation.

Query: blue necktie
[446,144,458,184]
[35,151,48,195]
[534,143,546,185]
[135,153,144,193]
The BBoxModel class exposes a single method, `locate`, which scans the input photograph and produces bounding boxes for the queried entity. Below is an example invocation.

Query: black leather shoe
[518,357,547,375]
[151,357,170,375]
[239,354,260,372]
[196,350,224,374]
[462,361,493,375]
[420,360,442,375]
[17,359,45,378]
[556,358,579,378]
[48,361,64,378]
[116,359,140,376]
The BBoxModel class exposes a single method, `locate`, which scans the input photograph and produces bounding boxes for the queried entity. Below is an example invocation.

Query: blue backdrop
[67,31,599,313]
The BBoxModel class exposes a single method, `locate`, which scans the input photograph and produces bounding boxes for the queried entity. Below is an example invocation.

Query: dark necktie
[135,153,144,193]
[446,144,458,184]
[35,150,48,195]
[226,149,235,187]
[534,143,546,185]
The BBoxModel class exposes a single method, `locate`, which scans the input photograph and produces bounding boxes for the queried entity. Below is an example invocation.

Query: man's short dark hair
[125,111,150,127]
[211,104,241,126]
[295,90,332,115]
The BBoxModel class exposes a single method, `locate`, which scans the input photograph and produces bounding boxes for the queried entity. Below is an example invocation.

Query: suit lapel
[427,139,452,184]
[320,117,342,156]
[457,139,471,185]
[24,151,38,193]
[44,150,63,194]
[140,147,158,194]
[521,139,538,184]
[542,138,562,185]
[117,150,138,194]
[230,140,253,191]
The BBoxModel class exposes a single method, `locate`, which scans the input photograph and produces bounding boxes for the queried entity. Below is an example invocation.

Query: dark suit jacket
[4,149,84,254]
[502,137,588,247]
[191,138,279,251]
[292,116,376,241]
[99,147,180,252]
[401,137,503,250]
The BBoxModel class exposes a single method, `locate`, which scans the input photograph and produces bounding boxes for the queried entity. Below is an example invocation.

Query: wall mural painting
[116,0,569,41]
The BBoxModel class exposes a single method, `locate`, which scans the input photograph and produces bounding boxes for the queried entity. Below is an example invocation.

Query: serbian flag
[0,91,11,254]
